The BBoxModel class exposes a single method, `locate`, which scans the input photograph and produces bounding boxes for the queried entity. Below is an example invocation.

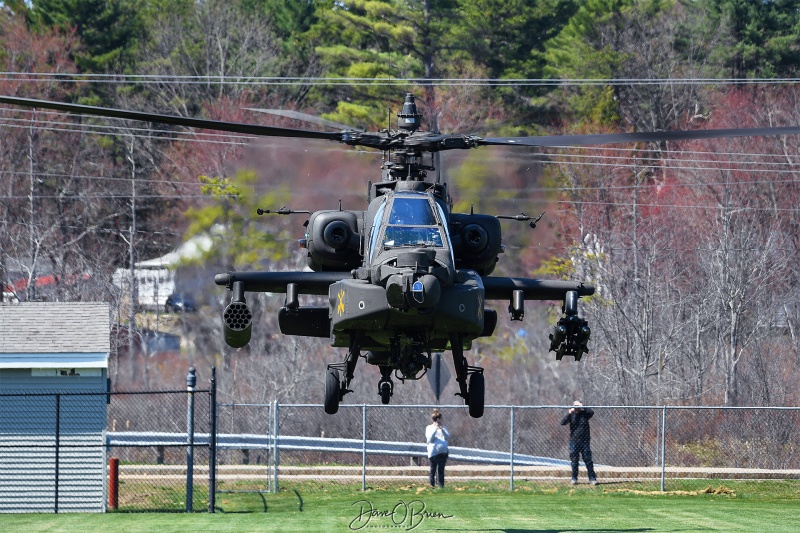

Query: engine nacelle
[449,213,503,275]
[306,210,362,271]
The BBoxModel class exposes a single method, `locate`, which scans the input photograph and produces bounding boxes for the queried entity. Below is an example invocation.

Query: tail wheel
[467,372,484,419]
[324,369,341,415]
[379,381,392,405]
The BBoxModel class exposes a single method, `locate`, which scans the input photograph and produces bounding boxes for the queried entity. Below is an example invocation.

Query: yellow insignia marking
[337,289,346,316]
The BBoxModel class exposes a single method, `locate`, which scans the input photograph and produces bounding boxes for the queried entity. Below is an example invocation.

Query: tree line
[1,0,799,407]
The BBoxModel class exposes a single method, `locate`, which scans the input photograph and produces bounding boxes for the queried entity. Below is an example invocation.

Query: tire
[379,381,391,405]
[324,369,341,415]
[467,372,485,418]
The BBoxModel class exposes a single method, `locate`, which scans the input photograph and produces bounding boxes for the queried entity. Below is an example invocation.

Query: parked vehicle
[165,293,197,313]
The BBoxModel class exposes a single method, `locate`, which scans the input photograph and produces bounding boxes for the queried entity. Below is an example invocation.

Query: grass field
[3,480,800,532]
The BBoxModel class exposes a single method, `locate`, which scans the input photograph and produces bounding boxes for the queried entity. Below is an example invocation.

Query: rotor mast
[381,93,436,184]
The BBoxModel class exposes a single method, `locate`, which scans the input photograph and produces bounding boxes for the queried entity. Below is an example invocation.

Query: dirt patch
[605,485,736,497]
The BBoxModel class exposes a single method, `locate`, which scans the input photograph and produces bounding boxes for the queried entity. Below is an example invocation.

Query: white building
[113,233,212,309]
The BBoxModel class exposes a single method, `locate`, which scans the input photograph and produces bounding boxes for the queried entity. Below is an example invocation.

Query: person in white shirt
[425,408,450,488]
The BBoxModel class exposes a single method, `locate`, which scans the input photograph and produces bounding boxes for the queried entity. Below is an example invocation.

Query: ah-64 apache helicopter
[3,92,800,418]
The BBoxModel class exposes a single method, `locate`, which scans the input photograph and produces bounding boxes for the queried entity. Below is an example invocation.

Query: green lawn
[3,481,800,532]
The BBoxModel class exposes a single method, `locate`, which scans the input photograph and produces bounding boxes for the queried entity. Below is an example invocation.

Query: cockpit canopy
[388,197,437,225]
[369,192,453,266]
[384,197,443,248]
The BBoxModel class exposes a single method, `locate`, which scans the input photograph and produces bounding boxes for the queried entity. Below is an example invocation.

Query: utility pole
[27,112,37,301]
[128,138,138,375]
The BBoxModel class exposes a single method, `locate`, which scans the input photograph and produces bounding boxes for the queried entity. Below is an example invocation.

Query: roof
[136,231,213,269]
[0,302,110,354]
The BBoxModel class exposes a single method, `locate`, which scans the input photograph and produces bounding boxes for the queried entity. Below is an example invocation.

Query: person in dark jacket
[560,400,598,485]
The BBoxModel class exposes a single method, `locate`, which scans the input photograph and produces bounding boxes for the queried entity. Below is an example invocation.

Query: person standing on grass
[426,408,450,488]
[561,400,598,485]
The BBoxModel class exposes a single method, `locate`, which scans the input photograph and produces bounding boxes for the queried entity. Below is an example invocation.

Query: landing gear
[450,333,485,419]
[324,333,361,415]
[378,365,394,405]
[324,368,341,414]
[379,382,392,404]
[467,372,485,418]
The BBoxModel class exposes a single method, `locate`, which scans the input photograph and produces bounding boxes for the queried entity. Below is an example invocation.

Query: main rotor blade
[244,108,363,132]
[9,94,800,151]
[482,125,800,148]
[0,95,343,141]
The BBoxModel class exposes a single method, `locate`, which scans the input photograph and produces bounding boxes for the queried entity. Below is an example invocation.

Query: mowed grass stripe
[3,482,800,532]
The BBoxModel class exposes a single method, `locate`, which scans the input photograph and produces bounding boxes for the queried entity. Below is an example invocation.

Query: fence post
[509,406,515,492]
[273,401,280,493]
[109,457,119,510]
[54,393,60,514]
[660,406,667,492]
[362,404,367,491]
[208,366,217,513]
[268,403,272,493]
[186,367,196,513]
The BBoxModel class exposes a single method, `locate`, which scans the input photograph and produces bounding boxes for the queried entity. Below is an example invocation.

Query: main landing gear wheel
[379,381,392,404]
[467,372,485,419]
[378,365,393,405]
[449,333,485,419]
[324,368,341,415]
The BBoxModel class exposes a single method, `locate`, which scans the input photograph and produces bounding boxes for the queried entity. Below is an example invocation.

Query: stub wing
[479,276,594,361]
[215,270,350,348]
[214,271,349,295]
[480,277,594,301]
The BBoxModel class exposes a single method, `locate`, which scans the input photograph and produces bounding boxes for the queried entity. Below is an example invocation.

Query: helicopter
[3,92,800,418]
[214,94,596,418]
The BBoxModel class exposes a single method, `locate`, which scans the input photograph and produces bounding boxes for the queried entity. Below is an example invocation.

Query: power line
[3,165,800,198]
[554,198,800,213]
[3,118,799,177]
[0,112,387,155]
[0,116,253,146]
[0,170,208,187]
[1,72,800,86]
[3,106,799,160]
[7,217,798,256]
[7,220,800,260]
[542,157,800,175]
[6,192,800,215]
[3,102,800,207]
[0,194,233,200]
[5,170,800,197]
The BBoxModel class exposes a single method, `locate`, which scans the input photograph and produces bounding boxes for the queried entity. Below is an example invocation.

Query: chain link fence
[107,389,212,512]
[215,403,800,494]
[3,381,800,513]
[1,370,215,514]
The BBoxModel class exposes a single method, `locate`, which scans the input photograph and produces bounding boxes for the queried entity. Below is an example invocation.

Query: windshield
[382,196,444,248]
[383,226,444,247]
[388,198,437,225]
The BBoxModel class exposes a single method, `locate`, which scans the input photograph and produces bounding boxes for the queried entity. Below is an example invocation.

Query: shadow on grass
[444,527,655,533]
[501,529,655,533]
[214,488,304,513]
